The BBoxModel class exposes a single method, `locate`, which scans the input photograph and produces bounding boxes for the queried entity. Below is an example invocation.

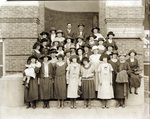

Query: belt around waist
[82,77,94,80]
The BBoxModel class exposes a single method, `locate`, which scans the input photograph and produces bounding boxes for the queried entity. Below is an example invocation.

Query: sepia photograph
[0,0,149,119]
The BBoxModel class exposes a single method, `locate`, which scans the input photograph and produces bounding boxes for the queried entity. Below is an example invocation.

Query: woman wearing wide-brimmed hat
[64,49,71,65]
[104,31,118,50]
[91,27,105,41]
[89,46,101,92]
[76,47,84,64]
[76,36,85,49]
[97,38,106,54]
[53,30,65,45]
[64,36,74,51]
[32,42,42,60]
[37,31,50,44]
[40,38,49,55]
[126,49,142,95]
[24,55,41,109]
[39,55,54,109]
[98,54,114,109]
[86,34,97,48]
[82,44,92,58]
[115,51,131,108]
[108,50,119,95]
[49,48,58,67]
[54,54,67,109]
[66,55,81,109]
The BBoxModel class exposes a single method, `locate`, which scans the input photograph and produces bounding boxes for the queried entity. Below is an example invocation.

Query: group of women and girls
[23,23,142,109]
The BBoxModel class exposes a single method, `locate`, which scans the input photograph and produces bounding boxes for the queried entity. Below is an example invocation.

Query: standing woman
[66,55,81,109]
[49,49,58,67]
[91,27,105,41]
[54,54,67,109]
[126,49,142,94]
[39,55,54,108]
[89,46,101,93]
[81,57,95,109]
[32,42,41,60]
[24,55,41,109]
[108,50,119,93]
[98,54,114,108]
[115,51,131,108]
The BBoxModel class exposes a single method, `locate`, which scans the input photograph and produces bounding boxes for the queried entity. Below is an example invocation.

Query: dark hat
[128,49,137,56]
[64,49,71,54]
[76,47,84,55]
[57,54,64,59]
[82,57,90,63]
[49,48,58,54]
[76,36,84,41]
[40,55,51,60]
[111,50,118,55]
[107,31,115,37]
[78,24,85,27]
[69,55,79,62]
[106,44,114,49]
[87,34,97,40]
[40,31,49,36]
[82,44,91,49]
[50,27,56,32]
[57,44,64,49]
[41,38,48,43]
[27,55,38,61]
[70,45,76,50]
[100,54,110,61]
[56,30,63,34]
[64,36,74,43]
[91,27,100,33]
[118,51,126,57]
[98,38,104,42]
[32,42,41,49]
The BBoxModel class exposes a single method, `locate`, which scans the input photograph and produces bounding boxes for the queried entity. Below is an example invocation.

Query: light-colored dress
[97,63,114,99]
[67,63,81,98]
[24,62,41,78]
[89,54,101,91]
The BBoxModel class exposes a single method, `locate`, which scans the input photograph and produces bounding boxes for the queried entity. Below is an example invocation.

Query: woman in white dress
[66,55,81,109]
[89,46,101,92]
[98,54,114,108]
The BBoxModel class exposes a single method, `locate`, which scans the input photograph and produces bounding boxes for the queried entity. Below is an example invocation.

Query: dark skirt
[40,77,54,100]
[54,75,67,100]
[114,83,129,99]
[24,77,38,103]
[129,73,141,88]
[81,80,95,99]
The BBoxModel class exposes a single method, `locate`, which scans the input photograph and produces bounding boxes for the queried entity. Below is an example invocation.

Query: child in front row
[22,55,41,88]
[81,57,95,109]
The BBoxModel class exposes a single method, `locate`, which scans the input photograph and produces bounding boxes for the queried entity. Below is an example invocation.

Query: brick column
[0,2,39,74]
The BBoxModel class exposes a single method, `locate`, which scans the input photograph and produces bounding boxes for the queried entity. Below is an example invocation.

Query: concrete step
[36,100,118,107]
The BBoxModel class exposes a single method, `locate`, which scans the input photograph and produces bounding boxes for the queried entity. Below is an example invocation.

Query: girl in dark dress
[108,50,119,96]
[54,54,67,109]
[115,52,131,108]
[126,49,142,94]
[24,55,40,109]
[39,55,54,108]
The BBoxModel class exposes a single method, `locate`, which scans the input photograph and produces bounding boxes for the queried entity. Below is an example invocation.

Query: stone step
[0,73,144,107]
[36,100,118,107]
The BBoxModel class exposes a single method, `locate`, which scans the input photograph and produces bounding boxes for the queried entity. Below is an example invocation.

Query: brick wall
[45,8,99,35]
[0,4,39,74]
